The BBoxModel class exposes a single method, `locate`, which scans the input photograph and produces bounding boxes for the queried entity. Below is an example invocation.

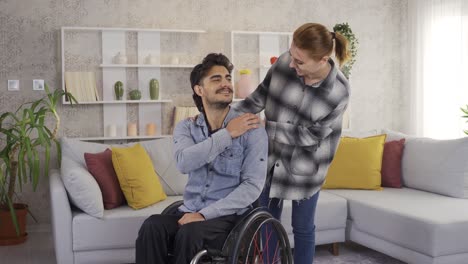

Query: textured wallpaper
[0,0,408,225]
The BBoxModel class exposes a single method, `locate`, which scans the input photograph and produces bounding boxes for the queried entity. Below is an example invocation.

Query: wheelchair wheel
[224,209,293,264]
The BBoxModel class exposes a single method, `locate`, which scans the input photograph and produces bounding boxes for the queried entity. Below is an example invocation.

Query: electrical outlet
[33,79,45,91]
[8,80,20,91]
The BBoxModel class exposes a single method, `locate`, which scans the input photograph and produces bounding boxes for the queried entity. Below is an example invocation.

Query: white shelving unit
[99,64,196,68]
[61,26,206,140]
[228,30,292,99]
[62,99,172,105]
[76,135,172,142]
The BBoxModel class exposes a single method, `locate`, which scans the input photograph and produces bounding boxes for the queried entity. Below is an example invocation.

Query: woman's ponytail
[333,32,351,67]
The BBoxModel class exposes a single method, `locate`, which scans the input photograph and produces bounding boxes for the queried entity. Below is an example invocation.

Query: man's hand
[226,113,260,138]
[178,212,205,225]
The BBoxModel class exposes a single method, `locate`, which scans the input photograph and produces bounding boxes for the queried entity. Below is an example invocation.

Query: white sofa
[50,132,468,264]
[50,137,347,264]
[328,188,468,264]
[324,130,468,264]
[50,172,347,264]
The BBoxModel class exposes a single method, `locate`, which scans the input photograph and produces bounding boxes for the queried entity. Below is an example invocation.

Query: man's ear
[194,85,203,96]
[321,56,329,63]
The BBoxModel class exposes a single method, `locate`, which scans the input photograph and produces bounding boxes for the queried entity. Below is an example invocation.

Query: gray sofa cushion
[402,136,468,198]
[140,137,188,195]
[60,137,188,218]
[281,191,347,235]
[327,188,468,257]
[72,196,183,251]
[61,156,104,218]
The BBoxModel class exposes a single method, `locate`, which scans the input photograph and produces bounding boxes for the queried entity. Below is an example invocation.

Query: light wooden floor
[0,225,405,264]
[0,225,55,264]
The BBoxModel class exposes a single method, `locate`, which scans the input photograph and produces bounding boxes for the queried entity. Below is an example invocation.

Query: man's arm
[266,95,349,147]
[198,127,268,220]
[173,114,261,173]
[173,119,233,174]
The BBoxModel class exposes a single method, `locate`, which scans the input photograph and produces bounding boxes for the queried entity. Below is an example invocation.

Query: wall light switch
[8,80,20,91]
[33,79,45,91]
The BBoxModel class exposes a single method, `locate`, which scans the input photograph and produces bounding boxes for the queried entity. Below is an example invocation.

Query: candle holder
[146,123,157,136]
[107,124,117,137]
[127,123,137,137]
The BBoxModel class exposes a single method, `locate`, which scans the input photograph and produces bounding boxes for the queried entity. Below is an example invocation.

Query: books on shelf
[172,106,199,132]
[64,72,100,102]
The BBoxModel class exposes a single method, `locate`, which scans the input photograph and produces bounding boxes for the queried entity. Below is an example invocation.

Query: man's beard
[210,101,230,109]
[206,88,233,109]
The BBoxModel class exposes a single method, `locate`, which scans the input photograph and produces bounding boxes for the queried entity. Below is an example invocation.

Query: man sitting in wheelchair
[136,53,268,264]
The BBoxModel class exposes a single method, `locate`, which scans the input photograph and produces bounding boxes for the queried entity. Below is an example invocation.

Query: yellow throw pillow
[111,143,167,209]
[323,135,386,190]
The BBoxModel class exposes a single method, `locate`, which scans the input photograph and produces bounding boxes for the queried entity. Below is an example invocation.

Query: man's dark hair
[190,53,234,112]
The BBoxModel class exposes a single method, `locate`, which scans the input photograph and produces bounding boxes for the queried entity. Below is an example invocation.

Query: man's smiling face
[195,65,233,109]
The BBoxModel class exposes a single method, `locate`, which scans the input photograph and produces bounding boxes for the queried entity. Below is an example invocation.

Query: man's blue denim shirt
[173,107,268,220]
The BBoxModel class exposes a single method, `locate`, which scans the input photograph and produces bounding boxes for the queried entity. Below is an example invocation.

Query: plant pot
[0,203,28,246]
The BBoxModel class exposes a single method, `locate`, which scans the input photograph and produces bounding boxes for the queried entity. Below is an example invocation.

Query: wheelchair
[161,200,293,264]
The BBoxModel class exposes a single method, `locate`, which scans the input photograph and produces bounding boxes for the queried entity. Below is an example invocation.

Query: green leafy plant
[0,84,76,234]
[333,22,359,79]
[461,105,468,135]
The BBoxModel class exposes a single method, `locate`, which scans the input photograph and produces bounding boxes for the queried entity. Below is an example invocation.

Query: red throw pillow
[84,149,125,209]
[381,139,405,188]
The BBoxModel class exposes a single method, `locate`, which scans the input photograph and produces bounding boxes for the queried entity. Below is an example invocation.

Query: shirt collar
[195,106,238,128]
[320,58,338,89]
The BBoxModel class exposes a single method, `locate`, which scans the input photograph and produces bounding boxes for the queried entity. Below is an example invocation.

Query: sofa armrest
[49,169,74,264]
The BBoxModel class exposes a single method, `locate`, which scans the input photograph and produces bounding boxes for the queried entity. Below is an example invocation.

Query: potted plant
[333,22,359,79]
[0,84,76,245]
[461,105,468,135]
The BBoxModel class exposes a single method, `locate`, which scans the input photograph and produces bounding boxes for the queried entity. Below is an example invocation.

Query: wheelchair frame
[162,200,293,264]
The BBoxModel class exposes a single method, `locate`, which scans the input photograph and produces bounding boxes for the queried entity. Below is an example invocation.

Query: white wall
[0,0,408,225]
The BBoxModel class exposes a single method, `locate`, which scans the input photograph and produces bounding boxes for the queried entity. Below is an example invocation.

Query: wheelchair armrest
[161,200,184,215]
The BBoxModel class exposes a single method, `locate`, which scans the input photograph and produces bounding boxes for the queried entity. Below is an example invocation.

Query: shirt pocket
[290,146,318,176]
[214,146,243,177]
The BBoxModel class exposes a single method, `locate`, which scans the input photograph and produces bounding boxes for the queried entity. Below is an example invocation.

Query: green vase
[149,78,159,100]
[129,89,141,100]
[114,81,124,100]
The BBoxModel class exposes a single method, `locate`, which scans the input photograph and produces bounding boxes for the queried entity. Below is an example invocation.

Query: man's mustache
[216,87,233,93]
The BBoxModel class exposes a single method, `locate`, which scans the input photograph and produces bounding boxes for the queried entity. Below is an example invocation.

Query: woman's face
[289,42,328,78]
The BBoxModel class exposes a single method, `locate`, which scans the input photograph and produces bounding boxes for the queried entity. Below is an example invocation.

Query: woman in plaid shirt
[234,23,351,263]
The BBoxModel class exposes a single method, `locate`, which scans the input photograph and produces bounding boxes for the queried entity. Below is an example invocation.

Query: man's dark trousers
[136,210,239,264]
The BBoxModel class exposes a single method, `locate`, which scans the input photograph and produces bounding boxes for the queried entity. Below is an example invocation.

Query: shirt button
[202,199,206,202]
[205,184,210,188]
[287,121,291,124]
[276,163,280,167]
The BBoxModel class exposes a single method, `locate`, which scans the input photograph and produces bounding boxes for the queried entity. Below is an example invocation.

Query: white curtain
[408,0,468,139]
